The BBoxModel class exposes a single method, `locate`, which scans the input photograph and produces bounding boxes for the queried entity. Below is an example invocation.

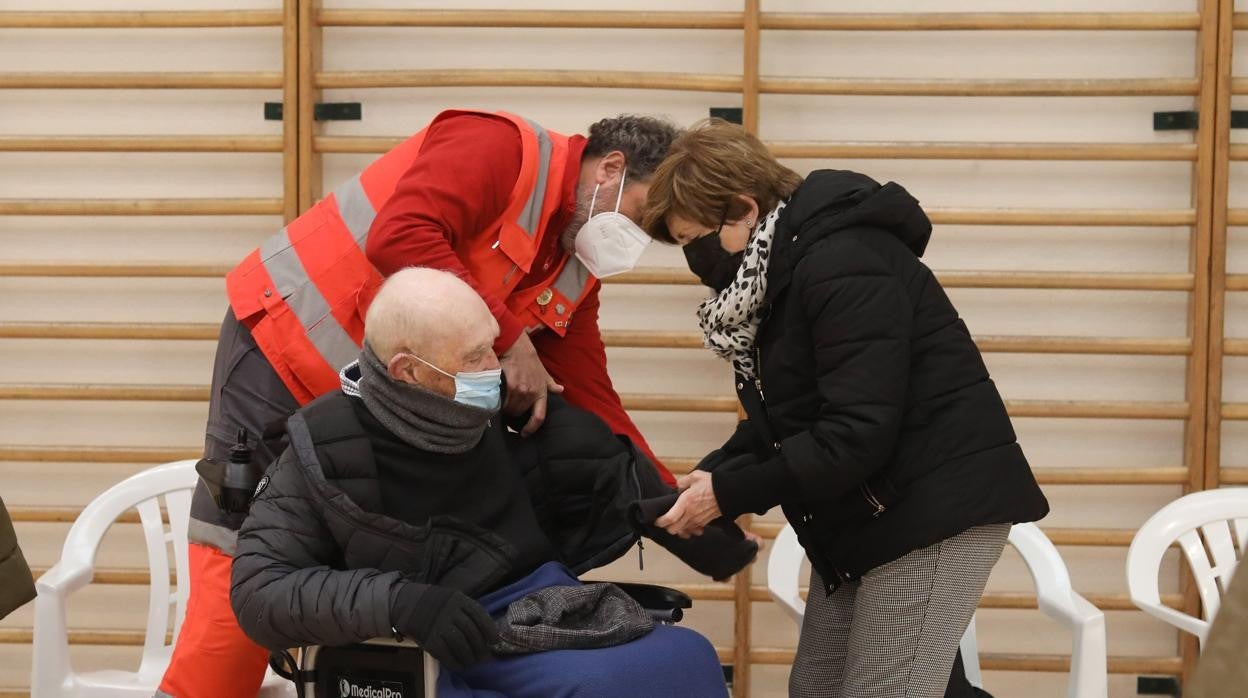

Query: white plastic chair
[767,522,1107,698]
[1126,488,1248,649]
[31,460,292,697]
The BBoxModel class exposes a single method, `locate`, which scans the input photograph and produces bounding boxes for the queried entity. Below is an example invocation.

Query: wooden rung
[973,335,1190,355]
[1005,400,1189,419]
[600,330,704,349]
[1229,210,1248,226]
[937,271,1193,291]
[315,69,742,93]
[0,262,228,277]
[759,12,1201,31]
[0,198,283,216]
[1225,339,1248,356]
[0,384,1189,420]
[0,322,219,341]
[0,445,199,462]
[1233,78,1247,95]
[0,72,284,90]
[0,628,162,647]
[1220,469,1248,485]
[926,208,1195,226]
[0,323,1189,356]
[1227,274,1248,291]
[0,10,283,28]
[0,135,283,152]
[316,136,1202,161]
[1231,144,1248,161]
[768,141,1196,161]
[758,77,1199,97]
[10,506,142,524]
[749,521,1137,547]
[28,567,173,586]
[1233,12,1247,29]
[1031,467,1188,485]
[1222,403,1248,421]
[607,268,1196,290]
[736,585,1183,611]
[317,9,742,29]
[742,648,1180,674]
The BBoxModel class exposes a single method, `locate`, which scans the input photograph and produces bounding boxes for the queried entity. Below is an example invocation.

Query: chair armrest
[610,582,693,610]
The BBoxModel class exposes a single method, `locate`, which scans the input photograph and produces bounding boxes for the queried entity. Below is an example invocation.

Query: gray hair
[584,115,682,181]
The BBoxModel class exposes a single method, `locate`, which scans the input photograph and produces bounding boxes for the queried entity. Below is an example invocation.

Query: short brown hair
[642,118,804,244]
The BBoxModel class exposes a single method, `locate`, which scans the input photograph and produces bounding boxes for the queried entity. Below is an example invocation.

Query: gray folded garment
[491,583,654,655]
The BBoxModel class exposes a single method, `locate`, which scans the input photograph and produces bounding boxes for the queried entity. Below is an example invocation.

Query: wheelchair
[269,582,693,698]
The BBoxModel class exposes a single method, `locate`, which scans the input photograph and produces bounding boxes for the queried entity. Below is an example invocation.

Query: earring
[745,219,753,227]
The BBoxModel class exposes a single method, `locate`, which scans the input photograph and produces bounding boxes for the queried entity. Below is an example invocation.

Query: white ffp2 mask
[573,169,651,279]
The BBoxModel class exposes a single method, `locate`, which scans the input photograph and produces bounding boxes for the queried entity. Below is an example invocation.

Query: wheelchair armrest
[610,582,693,611]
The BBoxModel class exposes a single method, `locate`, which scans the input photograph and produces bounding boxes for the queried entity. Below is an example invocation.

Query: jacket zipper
[861,482,886,518]
[630,460,645,571]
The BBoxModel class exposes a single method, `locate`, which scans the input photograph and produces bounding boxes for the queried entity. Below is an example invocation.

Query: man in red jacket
[157,110,681,698]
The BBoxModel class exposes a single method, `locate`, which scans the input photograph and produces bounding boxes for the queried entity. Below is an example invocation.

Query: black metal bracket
[1154,110,1248,131]
[263,102,362,121]
[709,107,743,125]
[1137,675,1180,696]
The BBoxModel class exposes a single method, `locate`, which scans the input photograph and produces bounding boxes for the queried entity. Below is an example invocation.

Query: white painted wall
[2,0,1241,696]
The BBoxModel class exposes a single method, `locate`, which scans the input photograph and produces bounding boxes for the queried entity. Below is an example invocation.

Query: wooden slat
[0,10,283,28]
[1031,467,1189,485]
[0,135,282,152]
[0,262,228,277]
[1227,274,1248,290]
[760,12,1201,31]
[11,507,142,524]
[29,567,173,586]
[749,521,1137,547]
[0,72,283,89]
[607,268,1197,289]
[0,628,160,646]
[0,198,283,216]
[0,445,199,462]
[1220,469,1248,485]
[1228,210,1248,226]
[316,136,1202,161]
[734,585,1183,611]
[315,69,742,92]
[0,323,1189,356]
[758,77,1199,97]
[1225,338,1248,356]
[926,208,1195,226]
[742,647,1181,674]
[1222,403,1248,420]
[973,335,1190,355]
[0,322,219,340]
[1233,12,1246,29]
[0,384,1191,420]
[1233,78,1248,95]
[937,271,1194,291]
[316,9,742,29]
[1231,143,1248,161]
[769,141,1197,161]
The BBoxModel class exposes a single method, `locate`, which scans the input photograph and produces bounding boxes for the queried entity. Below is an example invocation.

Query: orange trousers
[158,543,270,698]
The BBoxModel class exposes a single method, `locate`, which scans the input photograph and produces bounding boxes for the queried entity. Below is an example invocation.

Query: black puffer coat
[230,388,746,651]
[707,170,1049,585]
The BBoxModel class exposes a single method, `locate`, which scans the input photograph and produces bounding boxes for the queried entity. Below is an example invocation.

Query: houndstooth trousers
[789,523,1010,698]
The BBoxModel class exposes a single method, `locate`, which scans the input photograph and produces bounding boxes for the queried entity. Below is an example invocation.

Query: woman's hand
[656,471,723,538]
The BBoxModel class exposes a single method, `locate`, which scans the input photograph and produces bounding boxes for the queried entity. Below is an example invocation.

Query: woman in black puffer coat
[644,120,1049,698]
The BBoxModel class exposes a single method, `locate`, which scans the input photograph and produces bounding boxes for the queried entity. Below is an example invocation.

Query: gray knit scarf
[353,343,494,454]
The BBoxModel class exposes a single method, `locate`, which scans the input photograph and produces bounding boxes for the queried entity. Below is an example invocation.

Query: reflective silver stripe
[333,175,377,249]
[516,118,554,238]
[296,288,362,371]
[553,255,591,304]
[258,227,305,298]
[259,229,362,373]
[187,518,238,557]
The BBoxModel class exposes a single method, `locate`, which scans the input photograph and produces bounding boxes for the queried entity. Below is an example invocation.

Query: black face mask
[684,232,743,293]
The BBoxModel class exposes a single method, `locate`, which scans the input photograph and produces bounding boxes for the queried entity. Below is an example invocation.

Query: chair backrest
[59,460,199,668]
[1127,488,1248,643]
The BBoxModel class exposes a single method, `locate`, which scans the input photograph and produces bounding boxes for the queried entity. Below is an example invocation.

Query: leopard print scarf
[695,202,785,380]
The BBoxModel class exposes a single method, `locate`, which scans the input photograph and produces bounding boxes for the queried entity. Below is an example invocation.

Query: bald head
[364,267,500,395]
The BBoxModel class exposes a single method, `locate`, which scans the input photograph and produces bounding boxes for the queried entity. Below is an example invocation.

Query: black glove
[392,583,498,671]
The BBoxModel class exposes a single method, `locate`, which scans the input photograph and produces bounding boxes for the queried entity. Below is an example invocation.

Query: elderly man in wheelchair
[229,268,754,698]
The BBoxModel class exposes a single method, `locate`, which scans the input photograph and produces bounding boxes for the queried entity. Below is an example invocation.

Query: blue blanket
[435,562,727,698]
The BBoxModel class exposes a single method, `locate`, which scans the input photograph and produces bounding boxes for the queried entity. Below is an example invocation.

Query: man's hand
[656,471,723,539]
[499,331,563,436]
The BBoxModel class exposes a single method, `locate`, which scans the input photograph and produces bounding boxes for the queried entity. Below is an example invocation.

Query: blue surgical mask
[405,354,502,411]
